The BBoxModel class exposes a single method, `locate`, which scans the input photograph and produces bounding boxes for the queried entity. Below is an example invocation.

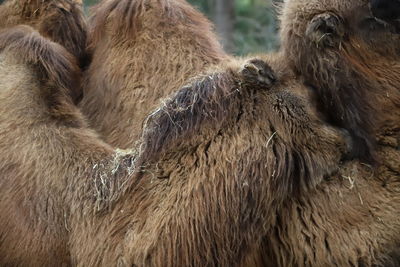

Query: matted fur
[136,59,348,194]
[1,26,399,265]
[0,0,88,67]
[237,1,400,265]
[133,56,400,267]
[0,25,354,266]
[1,1,399,266]
[72,54,400,266]
[81,1,399,265]
[71,55,353,266]
[80,0,228,148]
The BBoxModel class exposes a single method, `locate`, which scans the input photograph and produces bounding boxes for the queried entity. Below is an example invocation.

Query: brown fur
[237,1,400,265]
[0,25,354,266]
[1,1,399,266]
[80,0,228,148]
[80,0,400,265]
[0,0,88,67]
[245,156,400,266]
[67,56,353,265]
[0,25,135,266]
[126,54,400,267]
[279,0,400,162]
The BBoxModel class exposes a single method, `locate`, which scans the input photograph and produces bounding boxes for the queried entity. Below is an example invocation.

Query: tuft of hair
[137,71,240,164]
[0,25,83,125]
[135,68,346,195]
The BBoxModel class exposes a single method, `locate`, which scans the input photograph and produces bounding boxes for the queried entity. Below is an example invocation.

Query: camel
[0,25,352,266]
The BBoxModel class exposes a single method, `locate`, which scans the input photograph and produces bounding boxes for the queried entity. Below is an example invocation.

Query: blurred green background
[84,0,281,55]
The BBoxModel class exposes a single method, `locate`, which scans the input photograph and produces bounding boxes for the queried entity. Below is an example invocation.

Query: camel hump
[89,0,146,45]
[89,0,199,47]
[0,25,82,105]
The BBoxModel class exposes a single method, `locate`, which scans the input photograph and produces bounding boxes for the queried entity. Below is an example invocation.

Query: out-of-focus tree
[234,0,279,55]
[84,0,98,12]
[214,0,235,53]
[188,0,279,55]
[86,0,97,5]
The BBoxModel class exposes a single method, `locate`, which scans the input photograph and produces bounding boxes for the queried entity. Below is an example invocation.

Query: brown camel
[0,25,351,266]
[239,0,400,265]
[79,0,399,265]
[0,0,399,266]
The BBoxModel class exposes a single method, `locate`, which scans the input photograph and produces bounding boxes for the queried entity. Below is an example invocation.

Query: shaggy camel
[79,0,399,265]
[0,0,398,266]
[0,25,352,266]
[0,0,88,68]
[238,0,400,265]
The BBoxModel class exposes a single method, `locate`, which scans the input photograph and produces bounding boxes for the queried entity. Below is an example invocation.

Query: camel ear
[0,25,82,105]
